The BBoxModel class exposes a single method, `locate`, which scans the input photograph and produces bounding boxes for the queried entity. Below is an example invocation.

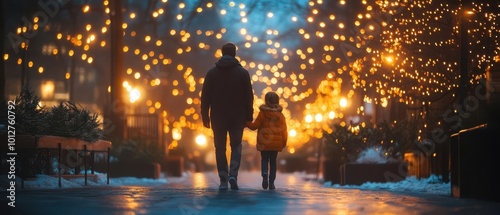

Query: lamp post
[459,6,470,116]
[458,1,476,127]
[109,0,125,143]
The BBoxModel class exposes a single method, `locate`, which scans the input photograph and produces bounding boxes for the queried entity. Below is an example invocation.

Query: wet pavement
[3,171,500,215]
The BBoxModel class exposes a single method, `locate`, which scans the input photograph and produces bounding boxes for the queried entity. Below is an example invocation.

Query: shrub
[323,119,417,163]
[1,87,104,142]
[4,87,48,135]
[42,101,104,142]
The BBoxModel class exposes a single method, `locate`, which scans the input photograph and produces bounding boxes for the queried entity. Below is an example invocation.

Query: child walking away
[246,92,288,190]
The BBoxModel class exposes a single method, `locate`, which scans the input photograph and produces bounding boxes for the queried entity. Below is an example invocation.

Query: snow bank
[0,172,169,189]
[325,174,450,196]
[355,146,397,164]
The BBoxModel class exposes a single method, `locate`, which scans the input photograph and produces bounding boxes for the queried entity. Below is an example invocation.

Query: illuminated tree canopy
[3,0,499,151]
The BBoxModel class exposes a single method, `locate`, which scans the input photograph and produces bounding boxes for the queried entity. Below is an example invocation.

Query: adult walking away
[201,43,254,190]
[246,92,288,190]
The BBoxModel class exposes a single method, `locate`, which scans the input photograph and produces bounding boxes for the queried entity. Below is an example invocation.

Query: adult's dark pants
[212,121,244,181]
[261,151,278,182]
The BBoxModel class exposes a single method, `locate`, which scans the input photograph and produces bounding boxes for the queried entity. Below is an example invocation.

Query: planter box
[12,135,112,188]
[322,159,342,184]
[404,152,430,179]
[278,156,307,173]
[163,156,184,177]
[450,124,500,201]
[110,162,161,179]
[340,162,407,185]
[17,135,111,151]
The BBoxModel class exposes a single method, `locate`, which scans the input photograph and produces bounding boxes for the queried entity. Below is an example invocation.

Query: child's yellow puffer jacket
[246,104,288,151]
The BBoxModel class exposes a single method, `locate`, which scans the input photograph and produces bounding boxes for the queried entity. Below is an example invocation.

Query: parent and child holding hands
[201,43,288,190]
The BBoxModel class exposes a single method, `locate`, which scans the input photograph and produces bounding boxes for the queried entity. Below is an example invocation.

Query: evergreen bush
[1,87,104,142]
[42,101,104,142]
[323,119,417,163]
[8,87,48,135]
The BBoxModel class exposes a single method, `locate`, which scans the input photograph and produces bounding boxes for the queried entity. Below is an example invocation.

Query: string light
[4,0,498,150]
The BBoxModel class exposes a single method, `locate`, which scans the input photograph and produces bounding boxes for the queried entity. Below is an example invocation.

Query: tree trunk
[107,0,125,143]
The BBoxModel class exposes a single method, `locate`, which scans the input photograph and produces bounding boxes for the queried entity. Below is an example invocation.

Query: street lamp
[305,114,313,123]
[328,111,336,119]
[314,113,323,123]
[289,129,297,138]
[340,97,348,108]
[172,128,182,141]
[41,80,55,100]
[129,88,141,103]
[195,134,207,148]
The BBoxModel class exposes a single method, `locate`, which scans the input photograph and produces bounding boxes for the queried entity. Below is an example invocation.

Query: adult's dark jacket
[201,55,254,126]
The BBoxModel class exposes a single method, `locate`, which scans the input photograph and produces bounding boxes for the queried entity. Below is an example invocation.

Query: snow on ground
[0,172,170,189]
[315,147,451,196]
[2,170,450,197]
[323,174,450,196]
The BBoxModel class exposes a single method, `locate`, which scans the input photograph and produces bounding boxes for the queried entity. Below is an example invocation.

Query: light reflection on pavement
[4,171,500,215]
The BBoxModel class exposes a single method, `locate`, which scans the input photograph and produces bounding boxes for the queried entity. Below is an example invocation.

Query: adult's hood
[215,55,241,69]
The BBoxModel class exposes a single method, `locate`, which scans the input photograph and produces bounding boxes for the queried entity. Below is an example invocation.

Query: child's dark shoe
[269,181,275,190]
[229,177,239,190]
[262,179,268,189]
